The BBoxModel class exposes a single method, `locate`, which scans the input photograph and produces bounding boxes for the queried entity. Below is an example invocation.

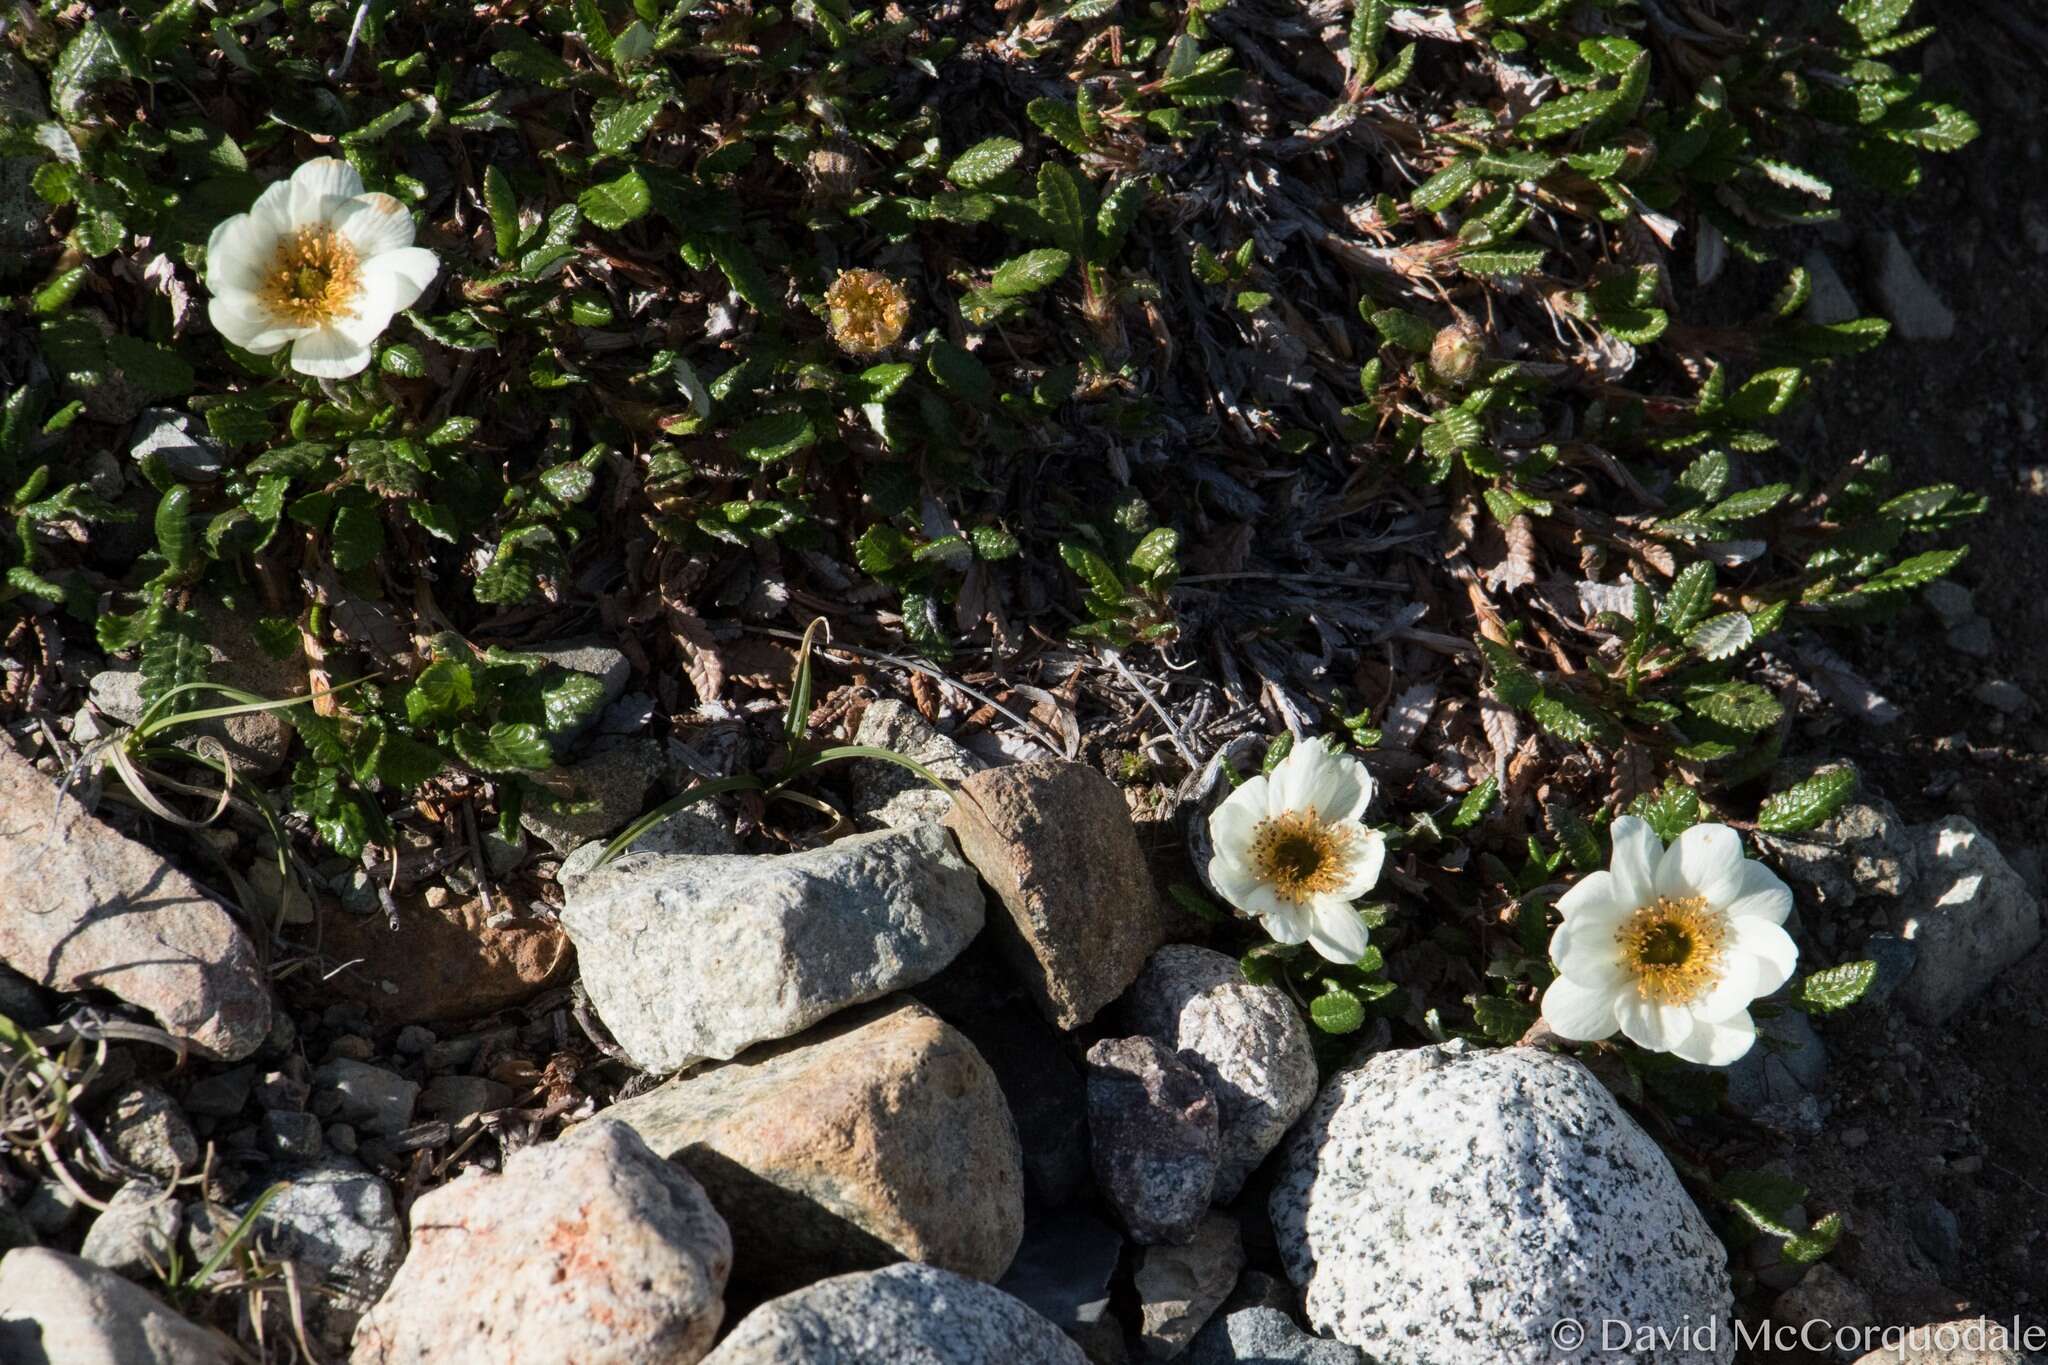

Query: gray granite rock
[702,1263,1088,1365]
[1121,945,1317,1201]
[77,1183,181,1280]
[0,1248,241,1364]
[102,1083,199,1182]
[181,1065,255,1119]
[1863,230,1955,340]
[556,801,739,887]
[200,1160,403,1349]
[351,1120,730,1365]
[1137,1213,1244,1360]
[849,699,982,829]
[311,1059,419,1137]
[0,741,272,1060]
[1087,1035,1220,1245]
[520,737,666,854]
[1270,1044,1733,1365]
[1721,1008,1827,1131]
[1754,780,1914,911]
[1895,817,2042,1023]
[564,824,984,1072]
[1848,1317,2048,1365]
[1191,1306,1365,1365]
[261,1110,324,1159]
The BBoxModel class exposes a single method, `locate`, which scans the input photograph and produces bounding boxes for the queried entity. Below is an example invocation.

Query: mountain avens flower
[1207,740,1386,964]
[205,158,438,379]
[824,268,911,354]
[1541,816,1798,1066]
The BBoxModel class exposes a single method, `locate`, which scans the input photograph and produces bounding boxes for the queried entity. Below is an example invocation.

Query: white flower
[204,158,438,379]
[1540,816,1798,1066]
[1207,740,1386,964]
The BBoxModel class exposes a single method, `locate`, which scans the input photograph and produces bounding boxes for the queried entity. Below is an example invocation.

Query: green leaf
[1368,308,1436,354]
[1096,178,1146,260]
[593,97,662,158]
[1708,482,1793,520]
[1757,766,1857,834]
[1459,246,1546,277]
[1412,158,1480,213]
[1036,161,1090,259]
[1471,994,1537,1043]
[1843,0,1914,42]
[154,486,196,570]
[950,137,1024,188]
[1059,541,1124,603]
[1862,547,1967,594]
[1661,562,1716,634]
[991,248,1072,297]
[406,660,476,725]
[579,168,652,230]
[105,337,194,401]
[928,339,994,407]
[1518,88,1622,139]
[1686,681,1783,732]
[1782,1212,1844,1266]
[1309,985,1366,1034]
[373,732,445,790]
[540,672,606,732]
[1796,961,1876,1014]
[1453,777,1499,829]
[1688,612,1755,661]
[1128,527,1180,576]
[453,721,554,772]
[730,411,817,463]
[1628,784,1703,841]
[330,501,385,572]
[1530,690,1615,745]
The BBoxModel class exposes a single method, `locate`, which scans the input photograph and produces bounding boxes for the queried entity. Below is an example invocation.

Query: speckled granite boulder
[1270,1043,1733,1365]
[1121,945,1317,1200]
[702,1263,1087,1365]
[1086,1035,1220,1245]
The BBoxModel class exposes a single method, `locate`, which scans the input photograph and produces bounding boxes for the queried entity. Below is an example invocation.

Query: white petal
[1226,772,1272,825]
[333,192,415,255]
[1271,743,1322,814]
[1655,823,1747,904]
[1328,828,1385,900]
[288,157,365,227]
[1300,746,1371,823]
[287,325,374,379]
[1260,902,1311,946]
[1556,869,1636,921]
[1609,816,1662,909]
[1722,860,1793,925]
[1727,916,1799,998]
[1541,976,1619,1042]
[329,293,398,348]
[1209,784,1265,862]
[1208,854,1263,914]
[207,290,309,353]
[1550,917,1628,989]
[1690,949,1762,1022]
[1671,1011,1757,1066]
[205,212,279,292]
[1614,994,1695,1053]
[1306,899,1369,965]
[248,177,296,236]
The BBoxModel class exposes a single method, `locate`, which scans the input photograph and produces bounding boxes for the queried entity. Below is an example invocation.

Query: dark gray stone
[1087,1035,1221,1245]
[997,1211,1126,1331]
[1191,1306,1365,1365]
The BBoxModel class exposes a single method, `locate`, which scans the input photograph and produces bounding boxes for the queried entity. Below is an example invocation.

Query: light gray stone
[533,638,631,746]
[311,1059,419,1137]
[1895,817,2042,1023]
[1799,248,1860,326]
[1974,679,2029,715]
[1270,1044,1733,1365]
[1770,1264,1871,1358]
[1949,618,1995,659]
[1121,945,1317,1201]
[702,1263,1087,1365]
[1087,1035,1221,1245]
[564,823,983,1072]
[1863,230,1955,340]
[1191,1306,1365,1365]
[101,1083,198,1182]
[600,1000,1024,1292]
[849,699,983,829]
[0,1248,240,1364]
[1755,781,1914,911]
[520,737,665,854]
[86,600,302,777]
[0,741,272,1060]
[556,802,739,887]
[77,1183,181,1280]
[1922,581,1975,628]
[1137,1213,1244,1360]
[129,409,225,481]
[350,1120,730,1365]
[210,1161,402,1348]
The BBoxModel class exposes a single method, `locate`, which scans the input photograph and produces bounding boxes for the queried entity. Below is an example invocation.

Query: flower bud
[1429,322,1486,386]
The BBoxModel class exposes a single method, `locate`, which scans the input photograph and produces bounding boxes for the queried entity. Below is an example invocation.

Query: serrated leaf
[730,410,817,463]
[1412,158,1480,213]
[454,721,553,772]
[1686,681,1784,732]
[1797,961,1876,1014]
[593,97,662,158]
[1688,612,1755,661]
[1472,994,1537,1043]
[949,136,1023,188]
[1368,308,1436,354]
[1453,777,1499,828]
[1036,161,1090,258]
[1530,690,1614,745]
[578,168,651,230]
[1518,87,1622,139]
[1310,985,1366,1033]
[1708,482,1793,520]
[1661,561,1716,634]
[991,248,1071,296]
[1459,246,1546,277]
[1757,766,1857,834]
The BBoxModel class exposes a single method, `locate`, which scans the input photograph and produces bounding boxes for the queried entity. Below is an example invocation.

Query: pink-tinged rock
[0,743,270,1060]
[350,1120,730,1365]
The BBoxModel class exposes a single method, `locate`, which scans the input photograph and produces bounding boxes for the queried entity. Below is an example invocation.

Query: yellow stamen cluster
[1614,895,1728,1005]
[824,268,911,355]
[1248,810,1353,905]
[258,226,361,327]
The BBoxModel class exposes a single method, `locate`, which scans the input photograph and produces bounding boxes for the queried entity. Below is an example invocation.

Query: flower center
[824,268,911,354]
[259,227,361,326]
[1248,810,1352,904]
[1614,895,1729,1006]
